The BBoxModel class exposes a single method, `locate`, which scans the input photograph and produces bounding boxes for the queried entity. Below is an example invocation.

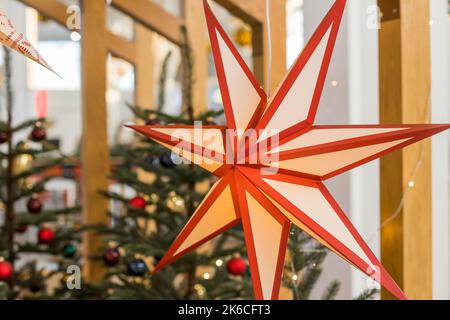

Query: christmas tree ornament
[234,27,252,47]
[146,117,160,126]
[16,224,28,234]
[60,273,71,286]
[0,11,57,74]
[27,196,43,214]
[159,151,177,169]
[38,227,55,245]
[166,192,185,213]
[129,196,146,209]
[129,0,449,300]
[0,259,13,281]
[150,193,160,203]
[194,284,207,298]
[127,259,148,277]
[31,125,47,142]
[29,281,43,293]
[62,243,77,258]
[0,131,8,144]
[145,155,159,166]
[227,257,247,276]
[103,248,121,266]
[12,143,33,175]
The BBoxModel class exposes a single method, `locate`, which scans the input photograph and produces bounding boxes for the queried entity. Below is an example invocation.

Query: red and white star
[129,0,449,300]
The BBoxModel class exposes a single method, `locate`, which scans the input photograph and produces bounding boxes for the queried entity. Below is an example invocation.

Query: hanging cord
[266,0,272,96]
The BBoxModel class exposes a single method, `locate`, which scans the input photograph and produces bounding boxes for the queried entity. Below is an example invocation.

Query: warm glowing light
[70,31,82,42]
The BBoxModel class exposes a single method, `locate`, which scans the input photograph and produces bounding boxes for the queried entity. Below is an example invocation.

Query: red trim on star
[128,0,449,301]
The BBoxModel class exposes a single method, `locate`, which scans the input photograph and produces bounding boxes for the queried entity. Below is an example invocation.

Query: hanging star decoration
[129,0,449,300]
[0,11,56,74]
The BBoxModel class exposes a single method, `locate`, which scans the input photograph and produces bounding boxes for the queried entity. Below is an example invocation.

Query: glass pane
[32,7,82,155]
[106,55,135,146]
[150,0,182,17]
[106,5,135,41]
[152,34,182,115]
[286,0,305,68]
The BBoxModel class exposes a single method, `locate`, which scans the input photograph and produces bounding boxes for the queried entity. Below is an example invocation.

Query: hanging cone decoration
[0,11,58,75]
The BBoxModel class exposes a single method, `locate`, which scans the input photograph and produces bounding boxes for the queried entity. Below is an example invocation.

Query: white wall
[430,0,450,300]
[347,0,381,298]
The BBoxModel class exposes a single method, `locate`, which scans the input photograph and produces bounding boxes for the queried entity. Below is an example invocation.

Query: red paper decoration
[128,0,449,300]
[0,11,56,73]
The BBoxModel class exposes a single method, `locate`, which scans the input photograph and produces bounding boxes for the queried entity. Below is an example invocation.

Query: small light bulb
[70,31,82,42]
[408,181,415,188]
[215,259,223,267]
[331,80,338,87]
[203,272,211,280]
[292,274,298,281]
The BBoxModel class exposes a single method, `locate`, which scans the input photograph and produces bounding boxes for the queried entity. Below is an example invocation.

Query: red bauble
[16,224,28,234]
[0,261,13,281]
[129,196,146,209]
[227,257,247,276]
[27,198,43,214]
[146,118,160,126]
[102,248,121,266]
[31,126,47,142]
[38,227,55,244]
[0,131,8,144]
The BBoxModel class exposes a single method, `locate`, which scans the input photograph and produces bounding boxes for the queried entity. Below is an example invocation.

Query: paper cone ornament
[129,0,450,300]
[0,11,56,74]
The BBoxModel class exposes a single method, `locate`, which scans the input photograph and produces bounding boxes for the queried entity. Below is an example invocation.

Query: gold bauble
[166,193,185,213]
[194,284,206,298]
[150,193,160,203]
[234,27,252,47]
[12,144,33,191]
[12,153,33,175]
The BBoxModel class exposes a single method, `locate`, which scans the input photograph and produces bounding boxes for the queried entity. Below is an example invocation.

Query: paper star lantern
[129,0,449,300]
[0,11,56,74]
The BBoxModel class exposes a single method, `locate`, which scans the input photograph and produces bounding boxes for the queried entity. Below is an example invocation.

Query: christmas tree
[0,47,81,299]
[84,27,378,301]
